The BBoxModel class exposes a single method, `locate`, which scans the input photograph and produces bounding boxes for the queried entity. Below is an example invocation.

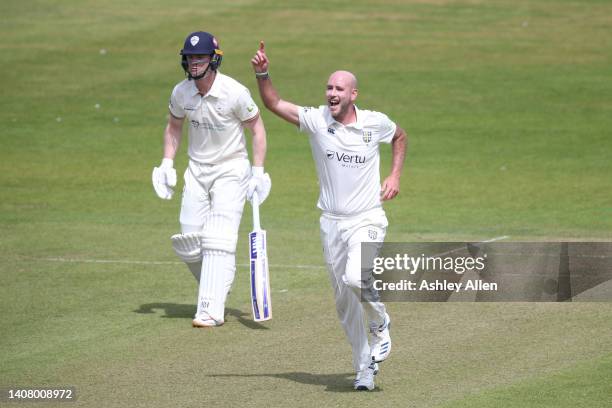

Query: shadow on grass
[134,303,268,330]
[211,372,382,393]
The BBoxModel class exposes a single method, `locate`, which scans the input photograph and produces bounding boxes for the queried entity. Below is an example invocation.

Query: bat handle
[252,191,261,231]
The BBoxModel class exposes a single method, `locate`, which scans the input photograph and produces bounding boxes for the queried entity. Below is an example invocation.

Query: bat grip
[252,191,261,231]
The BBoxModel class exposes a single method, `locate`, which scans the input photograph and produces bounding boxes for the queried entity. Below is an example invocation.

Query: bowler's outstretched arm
[251,41,300,126]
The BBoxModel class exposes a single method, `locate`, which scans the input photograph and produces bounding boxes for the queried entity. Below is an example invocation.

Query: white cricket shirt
[298,105,397,216]
[169,72,259,165]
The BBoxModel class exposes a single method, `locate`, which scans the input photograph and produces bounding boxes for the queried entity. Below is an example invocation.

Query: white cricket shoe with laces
[354,361,379,391]
[370,312,391,363]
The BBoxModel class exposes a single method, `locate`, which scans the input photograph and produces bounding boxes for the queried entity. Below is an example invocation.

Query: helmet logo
[212,37,219,48]
[190,36,200,46]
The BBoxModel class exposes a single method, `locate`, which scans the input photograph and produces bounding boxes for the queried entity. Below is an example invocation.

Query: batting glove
[152,158,177,200]
[247,166,271,205]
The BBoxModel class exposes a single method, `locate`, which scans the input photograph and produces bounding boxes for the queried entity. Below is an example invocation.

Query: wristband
[255,71,269,79]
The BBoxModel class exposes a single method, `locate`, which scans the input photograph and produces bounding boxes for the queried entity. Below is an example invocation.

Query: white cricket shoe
[354,361,379,391]
[192,313,224,328]
[370,312,391,363]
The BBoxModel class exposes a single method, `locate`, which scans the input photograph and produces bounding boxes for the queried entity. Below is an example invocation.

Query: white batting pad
[171,232,203,263]
[201,211,240,254]
[197,250,233,322]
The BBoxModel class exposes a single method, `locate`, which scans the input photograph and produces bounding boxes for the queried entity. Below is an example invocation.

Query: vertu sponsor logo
[325,150,367,166]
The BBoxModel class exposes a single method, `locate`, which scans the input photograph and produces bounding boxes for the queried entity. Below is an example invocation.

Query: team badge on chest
[362,130,372,144]
[368,229,378,240]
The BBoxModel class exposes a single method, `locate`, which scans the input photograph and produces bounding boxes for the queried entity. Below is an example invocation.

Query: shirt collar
[188,71,222,98]
[325,104,363,130]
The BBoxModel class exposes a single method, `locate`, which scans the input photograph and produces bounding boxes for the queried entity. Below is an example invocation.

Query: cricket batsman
[152,31,271,328]
[251,42,407,390]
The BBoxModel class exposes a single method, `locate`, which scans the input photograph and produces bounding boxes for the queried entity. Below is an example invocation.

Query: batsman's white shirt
[169,72,259,164]
[298,105,397,215]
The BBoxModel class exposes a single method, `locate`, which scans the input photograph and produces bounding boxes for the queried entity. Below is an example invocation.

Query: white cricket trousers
[319,207,389,372]
[180,158,250,322]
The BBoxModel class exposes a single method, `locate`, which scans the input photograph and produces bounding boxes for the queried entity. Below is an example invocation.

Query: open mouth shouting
[328,98,340,111]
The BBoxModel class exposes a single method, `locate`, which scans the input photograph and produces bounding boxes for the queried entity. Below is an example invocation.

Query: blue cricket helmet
[180,31,223,79]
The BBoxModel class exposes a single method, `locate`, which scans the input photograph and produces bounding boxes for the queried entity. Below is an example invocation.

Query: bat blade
[249,229,272,321]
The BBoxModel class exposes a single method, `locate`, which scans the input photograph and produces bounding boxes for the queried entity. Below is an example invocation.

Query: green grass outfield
[1,0,611,406]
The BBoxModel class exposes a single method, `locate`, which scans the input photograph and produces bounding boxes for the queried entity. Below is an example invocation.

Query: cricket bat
[249,192,272,321]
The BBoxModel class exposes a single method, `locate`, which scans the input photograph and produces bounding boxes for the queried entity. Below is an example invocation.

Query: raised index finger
[259,41,265,52]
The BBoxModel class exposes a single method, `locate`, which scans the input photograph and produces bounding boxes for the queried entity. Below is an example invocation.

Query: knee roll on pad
[201,211,239,254]
[171,232,203,263]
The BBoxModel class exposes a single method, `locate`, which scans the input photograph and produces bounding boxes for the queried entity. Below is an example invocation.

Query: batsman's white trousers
[180,158,250,321]
[320,207,388,372]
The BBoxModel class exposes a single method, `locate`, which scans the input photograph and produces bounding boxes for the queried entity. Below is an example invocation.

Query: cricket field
[1,1,611,407]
